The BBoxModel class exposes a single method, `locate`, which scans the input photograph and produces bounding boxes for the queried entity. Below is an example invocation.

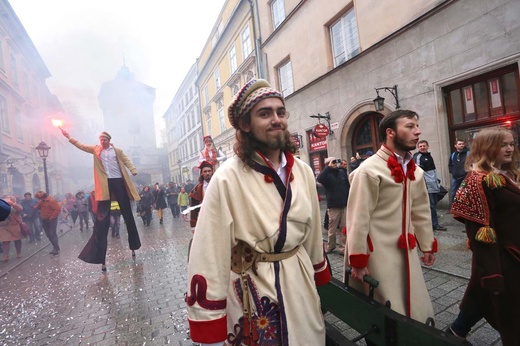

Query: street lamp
[373,85,400,112]
[36,141,51,193]
[177,159,182,184]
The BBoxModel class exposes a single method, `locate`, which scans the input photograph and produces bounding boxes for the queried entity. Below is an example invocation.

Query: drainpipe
[248,0,263,78]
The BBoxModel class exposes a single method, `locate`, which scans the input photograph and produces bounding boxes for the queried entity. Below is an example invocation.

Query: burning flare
[51,119,64,128]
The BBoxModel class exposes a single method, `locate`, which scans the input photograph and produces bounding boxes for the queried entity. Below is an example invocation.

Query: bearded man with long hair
[186,79,330,346]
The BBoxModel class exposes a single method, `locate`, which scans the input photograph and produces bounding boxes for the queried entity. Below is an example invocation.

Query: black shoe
[434,225,447,231]
[160,218,163,225]
[132,250,136,258]
[49,249,59,255]
[101,264,107,272]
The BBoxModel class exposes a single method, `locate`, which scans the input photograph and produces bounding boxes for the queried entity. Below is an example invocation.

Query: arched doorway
[351,112,383,158]
[32,173,41,193]
[11,171,25,197]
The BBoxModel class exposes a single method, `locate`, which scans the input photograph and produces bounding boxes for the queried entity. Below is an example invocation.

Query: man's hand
[351,267,370,282]
[421,252,435,266]
[61,129,71,139]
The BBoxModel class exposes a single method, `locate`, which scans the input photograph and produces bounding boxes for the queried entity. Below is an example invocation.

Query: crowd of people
[1,78,518,345]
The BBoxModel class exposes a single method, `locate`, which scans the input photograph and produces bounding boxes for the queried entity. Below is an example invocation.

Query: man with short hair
[189,161,213,231]
[165,182,180,218]
[317,156,350,254]
[186,79,331,345]
[346,109,438,324]
[21,192,41,242]
[34,191,61,255]
[184,179,194,194]
[74,191,90,231]
[61,129,141,270]
[448,140,469,205]
[413,140,447,231]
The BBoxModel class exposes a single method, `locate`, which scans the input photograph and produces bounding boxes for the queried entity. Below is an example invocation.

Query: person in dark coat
[20,192,41,242]
[138,186,154,226]
[165,182,180,218]
[449,127,520,345]
[448,140,469,204]
[153,183,168,225]
[317,156,350,254]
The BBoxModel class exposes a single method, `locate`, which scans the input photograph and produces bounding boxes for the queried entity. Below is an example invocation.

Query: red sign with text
[313,123,329,138]
[307,130,327,152]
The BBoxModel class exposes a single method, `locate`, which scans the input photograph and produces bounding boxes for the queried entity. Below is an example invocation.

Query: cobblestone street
[0,204,502,345]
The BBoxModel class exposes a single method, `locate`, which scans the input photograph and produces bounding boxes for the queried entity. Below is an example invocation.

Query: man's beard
[394,133,416,153]
[253,129,291,151]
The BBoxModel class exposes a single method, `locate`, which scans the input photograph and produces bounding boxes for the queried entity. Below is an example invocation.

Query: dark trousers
[41,218,60,251]
[25,218,41,241]
[79,178,141,264]
[169,203,179,218]
[451,296,483,337]
[78,211,89,230]
[428,193,440,227]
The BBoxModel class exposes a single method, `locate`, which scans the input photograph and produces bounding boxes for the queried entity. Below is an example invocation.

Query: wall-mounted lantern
[373,85,400,112]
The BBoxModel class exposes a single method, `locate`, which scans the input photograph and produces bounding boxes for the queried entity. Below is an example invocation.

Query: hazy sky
[9,0,226,144]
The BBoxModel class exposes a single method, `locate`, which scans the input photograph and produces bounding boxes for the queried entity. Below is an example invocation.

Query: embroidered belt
[230,241,300,345]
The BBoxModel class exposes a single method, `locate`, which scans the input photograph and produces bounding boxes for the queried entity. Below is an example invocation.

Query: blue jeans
[428,193,439,228]
[451,176,465,205]
[450,296,483,337]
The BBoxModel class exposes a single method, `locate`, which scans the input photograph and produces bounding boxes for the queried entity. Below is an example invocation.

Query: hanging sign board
[313,123,329,138]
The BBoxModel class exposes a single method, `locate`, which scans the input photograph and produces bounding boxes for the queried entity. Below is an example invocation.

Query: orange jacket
[36,196,61,220]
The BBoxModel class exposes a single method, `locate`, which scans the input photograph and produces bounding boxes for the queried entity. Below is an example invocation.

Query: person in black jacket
[448,140,469,205]
[317,157,350,254]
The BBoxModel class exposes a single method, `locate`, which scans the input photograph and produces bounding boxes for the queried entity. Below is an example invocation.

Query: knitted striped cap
[228,79,284,130]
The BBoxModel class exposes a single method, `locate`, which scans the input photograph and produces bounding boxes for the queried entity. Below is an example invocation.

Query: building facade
[163,63,203,184]
[255,0,520,196]
[197,0,259,158]
[0,0,68,197]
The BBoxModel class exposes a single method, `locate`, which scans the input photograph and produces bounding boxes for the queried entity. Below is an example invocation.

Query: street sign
[313,123,329,138]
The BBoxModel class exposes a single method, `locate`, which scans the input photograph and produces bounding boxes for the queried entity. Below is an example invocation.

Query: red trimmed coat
[186,153,331,345]
[345,145,437,323]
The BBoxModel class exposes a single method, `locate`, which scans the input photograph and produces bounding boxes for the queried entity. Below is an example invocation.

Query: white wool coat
[344,145,437,323]
[187,153,330,345]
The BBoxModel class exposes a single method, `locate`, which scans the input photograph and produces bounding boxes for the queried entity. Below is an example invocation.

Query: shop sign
[307,130,327,152]
[313,123,329,138]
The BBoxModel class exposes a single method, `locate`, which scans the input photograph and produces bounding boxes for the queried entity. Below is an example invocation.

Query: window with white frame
[214,69,221,90]
[278,60,294,97]
[330,8,360,67]
[205,111,212,137]
[203,85,209,105]
[241,25,252,58]
[15,107,23,140]
[217,100,225,132]
[10,53,18,85]
[0,94,9,133]
[271,0,286,29]
[229,45,237,74]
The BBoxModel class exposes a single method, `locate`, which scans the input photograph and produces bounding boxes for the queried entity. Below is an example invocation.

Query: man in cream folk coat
[186,79,331,346]
[345,109,438,324]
